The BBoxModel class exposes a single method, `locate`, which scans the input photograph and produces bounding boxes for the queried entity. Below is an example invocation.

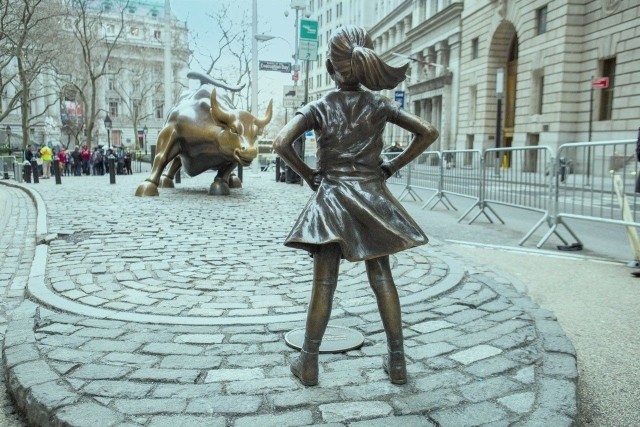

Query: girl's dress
[284,89,428,261]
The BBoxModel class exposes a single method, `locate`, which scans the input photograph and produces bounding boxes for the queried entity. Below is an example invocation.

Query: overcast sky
[172,0,303,109]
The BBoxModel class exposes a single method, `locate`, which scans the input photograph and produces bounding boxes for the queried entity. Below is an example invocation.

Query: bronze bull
[135,75,273,197]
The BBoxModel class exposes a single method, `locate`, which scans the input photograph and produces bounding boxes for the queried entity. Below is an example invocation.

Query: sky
[171,0,304,113]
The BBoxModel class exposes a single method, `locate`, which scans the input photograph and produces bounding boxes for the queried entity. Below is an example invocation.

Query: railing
[0,156,19,181]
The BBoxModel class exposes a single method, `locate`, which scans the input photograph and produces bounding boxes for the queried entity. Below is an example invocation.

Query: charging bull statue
[135,72,273,197]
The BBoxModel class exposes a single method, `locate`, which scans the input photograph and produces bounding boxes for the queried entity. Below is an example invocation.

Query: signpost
[394,91,405,109]
[259,61,292,73]
[298,19,318,61]
[283,85,304,108]
[592,77,609,88]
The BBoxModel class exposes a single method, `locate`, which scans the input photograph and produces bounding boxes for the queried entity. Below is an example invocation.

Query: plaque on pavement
[285,326,364,354]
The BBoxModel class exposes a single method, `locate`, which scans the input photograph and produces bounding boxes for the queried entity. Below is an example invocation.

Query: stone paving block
[464,355,520,377]
[541,353,578,379]
[391,389,464,415]
[270,388,342,410]
[537,377,577,417]
[459,376,524,402]
[79,339,142,353]
[450,345,503,365]
[349,415,435,427]
[68,364,132,380]
[82,380,154,398]
[411,320,456,334]
[102,352,160,367]
[174,334,224,344]
[498,391,535,413]
[319,400,393,423]
[226,353,284,368]
[151,383,223,398]
[141,342,203,355]
[55,402,125,427]
[186,395,263,414]
[413,370,472,392]
[3,343,40,368]
[73,327,126,339]
[129,368,200,383]
[204,368,264,383]
[147,415,226,427]
[160,355,222,369]
[234,410,314,427]
[430,401,509,427]
[412,341,458,360]
[9,360,59,390]
[113,398,187,415]
[47,348,104,363]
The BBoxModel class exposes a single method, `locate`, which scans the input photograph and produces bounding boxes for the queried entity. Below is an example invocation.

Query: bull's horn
[254,99,273,128]
[210,89,231,124]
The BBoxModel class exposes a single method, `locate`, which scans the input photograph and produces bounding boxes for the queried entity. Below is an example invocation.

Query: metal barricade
[537,139,637,248]
[459,146,555,245]
[423,149,482,211]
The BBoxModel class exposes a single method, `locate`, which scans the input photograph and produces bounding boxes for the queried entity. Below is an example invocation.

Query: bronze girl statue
[273,25,439,386]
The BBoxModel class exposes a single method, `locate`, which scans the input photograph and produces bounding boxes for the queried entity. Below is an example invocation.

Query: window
[153,30,161,40]
[105,24,115,35]
[536,74,544,115]
[155,101,164,119]
[337,2,342,17]
[536,6,547,35]
[471,37,479,60]
[132,81,140,93]
[130,27,140,37]
[108,78,115,91]
[469,86,477,121]
[598,57,616,121]
[108,98,119,117]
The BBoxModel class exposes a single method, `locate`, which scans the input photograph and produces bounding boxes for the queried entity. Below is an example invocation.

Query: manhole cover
[284,325,364,354]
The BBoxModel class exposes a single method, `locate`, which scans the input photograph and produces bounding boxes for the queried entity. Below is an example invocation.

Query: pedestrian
[80,145,91,175]
[124,150,132,174]
[117,148,125,175]
[71,146,81,176]
[273,25,439,386]
[57,147,67,177]
[24,145,33,163]
[64,150,71,176]
[40,145,53,179]
[93,148,104,175]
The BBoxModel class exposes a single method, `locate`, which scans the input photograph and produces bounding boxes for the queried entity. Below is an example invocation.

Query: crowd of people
[24,144,134,178]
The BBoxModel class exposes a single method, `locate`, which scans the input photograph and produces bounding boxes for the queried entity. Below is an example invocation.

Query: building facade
[302,0,639,157]
[0,0,189,151]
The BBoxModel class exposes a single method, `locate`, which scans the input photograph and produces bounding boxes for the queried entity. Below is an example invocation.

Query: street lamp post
[104,114,112,150]
[5,126,11,150]
[494,68,504,176]
[143,125,148,156]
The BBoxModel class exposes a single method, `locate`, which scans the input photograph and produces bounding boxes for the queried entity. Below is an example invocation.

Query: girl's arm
[382,109,439,178]
[273,114,320,190]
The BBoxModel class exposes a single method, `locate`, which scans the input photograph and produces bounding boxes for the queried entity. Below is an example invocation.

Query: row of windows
[104,23,161,40]
[107,98,164,120]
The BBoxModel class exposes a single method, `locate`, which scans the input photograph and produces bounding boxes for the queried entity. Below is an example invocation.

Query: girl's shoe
[290,349,319,386]
[383,350,407,385]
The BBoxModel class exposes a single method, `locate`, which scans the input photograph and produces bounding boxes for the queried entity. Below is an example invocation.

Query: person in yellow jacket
[40,145,53,179]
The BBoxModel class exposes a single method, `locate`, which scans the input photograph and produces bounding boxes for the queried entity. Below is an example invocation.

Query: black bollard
[23,161,31,183]
[31,160,39,183]
[175,170,181,184]
[53,159,62,184]
[237,165,243,182]
[275,157,281,182]
[109,155,116,184]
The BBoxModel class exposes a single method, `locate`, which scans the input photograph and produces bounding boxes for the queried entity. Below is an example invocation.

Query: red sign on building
[592,77,609,88]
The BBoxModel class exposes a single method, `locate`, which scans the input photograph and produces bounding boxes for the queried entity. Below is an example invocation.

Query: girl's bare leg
[291,243,341,386]
[365,255,407,384]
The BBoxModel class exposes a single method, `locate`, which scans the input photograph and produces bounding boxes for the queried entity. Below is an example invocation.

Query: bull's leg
[209,162,236,196]
[159,157,182,188]
[135,128,179,197]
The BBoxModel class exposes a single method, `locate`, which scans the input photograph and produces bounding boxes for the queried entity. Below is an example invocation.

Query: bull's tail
[186,71,246,92]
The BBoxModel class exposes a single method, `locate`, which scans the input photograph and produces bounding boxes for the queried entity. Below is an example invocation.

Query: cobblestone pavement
[0,172,577,426]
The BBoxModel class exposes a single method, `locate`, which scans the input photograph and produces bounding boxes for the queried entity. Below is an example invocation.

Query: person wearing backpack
[94,148,104,175]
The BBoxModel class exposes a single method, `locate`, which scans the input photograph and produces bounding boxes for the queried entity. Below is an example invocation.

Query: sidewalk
[0,172,577,426]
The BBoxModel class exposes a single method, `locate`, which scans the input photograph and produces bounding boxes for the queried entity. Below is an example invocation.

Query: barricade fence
[386,139,640,251]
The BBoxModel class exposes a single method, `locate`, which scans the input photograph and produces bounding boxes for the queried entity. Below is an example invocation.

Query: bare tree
[190,3,252,110]
[0,0,67,148]
[111,64,161,150]
[60,0,129,148]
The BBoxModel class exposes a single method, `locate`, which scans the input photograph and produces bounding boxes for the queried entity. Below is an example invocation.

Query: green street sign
[300,19,318,40]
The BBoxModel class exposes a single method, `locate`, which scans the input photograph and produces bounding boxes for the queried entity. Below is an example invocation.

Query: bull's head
[210,89,273,167]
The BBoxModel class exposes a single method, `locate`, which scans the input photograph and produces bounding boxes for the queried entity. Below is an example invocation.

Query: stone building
[0,0,189,151]
[302,0,639,157]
